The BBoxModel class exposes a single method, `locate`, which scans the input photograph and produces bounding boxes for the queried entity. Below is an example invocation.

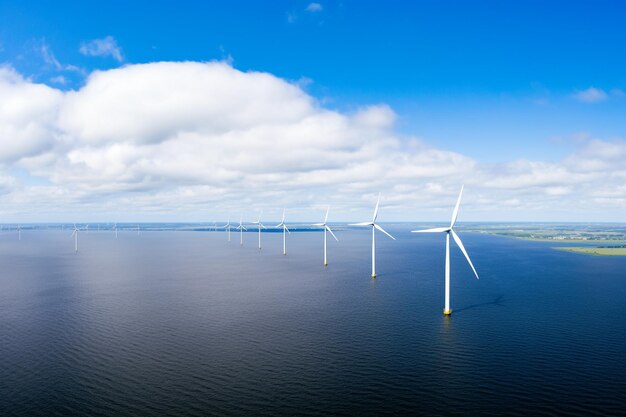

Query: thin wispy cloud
[305,3,323,12]
[611,88,624,97]
[49,75,67,85]
[37,41,86,78]
[572,87,608,103]
[40,43,63,70]
[79,36,123,62]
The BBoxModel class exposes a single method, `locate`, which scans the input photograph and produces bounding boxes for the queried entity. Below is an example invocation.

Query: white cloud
[0,66,63,162]
[79,36,123,62]
[572,87,608,103]
[305,3,323,12]
[40,43,63,70]
[49,75,67,85]
[0,62,625,222]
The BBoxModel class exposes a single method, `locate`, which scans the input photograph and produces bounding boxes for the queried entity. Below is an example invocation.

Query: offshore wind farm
[2,1,626,416]
[2,219,626,415]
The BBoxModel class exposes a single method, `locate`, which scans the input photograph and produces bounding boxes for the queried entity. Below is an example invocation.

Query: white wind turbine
[312,206,339,266]
[113,223,118,239]
[251,211,266,250]
[236,215,247,245]
[223,217,232,242]
[412,185,479,316]
[275,209,290,255]
[18,224,21,241]
[71,224,80,253]
[350,194,395,278]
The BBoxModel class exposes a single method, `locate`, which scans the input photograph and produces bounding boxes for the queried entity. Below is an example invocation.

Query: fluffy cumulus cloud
[0,61,625,221]
[0,67,63,162]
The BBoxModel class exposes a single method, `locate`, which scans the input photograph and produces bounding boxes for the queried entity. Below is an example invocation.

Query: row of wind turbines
[65,186,478,316]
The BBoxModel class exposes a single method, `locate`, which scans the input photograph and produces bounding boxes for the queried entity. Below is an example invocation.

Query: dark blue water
[1,227,625,416]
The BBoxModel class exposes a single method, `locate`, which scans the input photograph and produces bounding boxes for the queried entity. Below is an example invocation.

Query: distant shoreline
[553,246,626,256]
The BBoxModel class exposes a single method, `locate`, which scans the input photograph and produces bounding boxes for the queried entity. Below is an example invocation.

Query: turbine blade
[324,206,330,224]
[349,222,372,226]
[285,225,291,234]
[411,227,450,233]
[373,193,381,222]
[374,224,396,240]
[451,229,479,279]
[450,184,464,228]
[326,226,339,241]
[311,223,324,227]
[282,209,285,223]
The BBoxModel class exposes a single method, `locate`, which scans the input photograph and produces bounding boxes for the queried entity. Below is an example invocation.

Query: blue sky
[0,1,625,222]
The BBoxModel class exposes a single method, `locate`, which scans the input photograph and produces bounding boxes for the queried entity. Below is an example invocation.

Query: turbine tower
[412,185,479,316]
[312,206,338,266]
[275,209,290,255]
[350,194,395,278]
[223,217,232,242]
[71,224,80,253]
[236,215,247,245]
[251,211,266,250]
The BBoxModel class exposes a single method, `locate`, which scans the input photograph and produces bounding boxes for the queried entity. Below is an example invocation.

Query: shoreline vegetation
[553,246,626,256]
[460,225,626,257]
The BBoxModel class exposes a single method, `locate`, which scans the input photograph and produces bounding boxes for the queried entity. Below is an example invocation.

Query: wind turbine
[411,185,479,316]
[18,225,21,241]
[71,224,80,253]
[236,215,247,245]
[349,194,395,278]
[312,206,339,266]
[275,209,290,255]
[113,223,118,239]
[251,211,266,250]
[223,217,232,242]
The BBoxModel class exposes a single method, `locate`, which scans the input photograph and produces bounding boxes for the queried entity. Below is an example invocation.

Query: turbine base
[443,309,452,316]
[371,274,377,279]
[324,263,328,267]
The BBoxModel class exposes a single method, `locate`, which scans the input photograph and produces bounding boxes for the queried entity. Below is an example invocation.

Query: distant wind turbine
[18,224,21,241]
[251,211,266,250]
[312,206,339,266]
[275,209,290,255]
[223,217,232,242]
[71,224,80,253]
[350,194,395,278]
[412,185,479,316]
[236,215,247,245]
[113,223,118,239]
